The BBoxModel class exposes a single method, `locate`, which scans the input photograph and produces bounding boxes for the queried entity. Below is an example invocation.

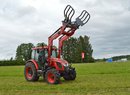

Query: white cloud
[0,0,130,59]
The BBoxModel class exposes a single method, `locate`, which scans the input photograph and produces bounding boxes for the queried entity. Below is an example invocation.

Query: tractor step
[37,70,44,76]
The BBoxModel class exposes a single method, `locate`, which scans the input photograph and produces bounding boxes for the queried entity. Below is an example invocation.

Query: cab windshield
[51,50,57,58]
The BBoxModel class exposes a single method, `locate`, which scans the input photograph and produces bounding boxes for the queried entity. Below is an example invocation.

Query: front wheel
[45,69,60,84]
[24,62,39,81]
[63,68,76,80]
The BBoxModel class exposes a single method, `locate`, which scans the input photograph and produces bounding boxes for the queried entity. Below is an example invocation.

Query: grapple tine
[64,5,69,17]
[66,7,71,17]
[83,13,90,25]
[64,5,75,23]
[82,14,89,21]
[79,10,86,19]
[75,10,90,26]
[68,8,74,20]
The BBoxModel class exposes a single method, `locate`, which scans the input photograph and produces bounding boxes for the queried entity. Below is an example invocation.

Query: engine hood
[50,57,68,64]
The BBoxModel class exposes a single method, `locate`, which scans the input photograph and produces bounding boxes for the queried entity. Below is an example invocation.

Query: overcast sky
[0,0,130,59]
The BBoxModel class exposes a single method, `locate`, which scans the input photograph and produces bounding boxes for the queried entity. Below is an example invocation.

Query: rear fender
[26,60,39,70]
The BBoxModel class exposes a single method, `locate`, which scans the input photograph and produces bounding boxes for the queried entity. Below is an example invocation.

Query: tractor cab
[31,46,57,69]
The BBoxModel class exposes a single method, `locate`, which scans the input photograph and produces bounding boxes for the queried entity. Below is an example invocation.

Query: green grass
[0,62,130,95]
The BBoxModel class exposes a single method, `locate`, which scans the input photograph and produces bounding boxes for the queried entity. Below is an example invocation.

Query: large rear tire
[24,62,39,81]
[45,69,60,84]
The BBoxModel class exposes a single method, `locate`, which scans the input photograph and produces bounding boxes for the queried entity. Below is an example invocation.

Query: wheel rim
[47,72,55,83]
[26,67,33,79]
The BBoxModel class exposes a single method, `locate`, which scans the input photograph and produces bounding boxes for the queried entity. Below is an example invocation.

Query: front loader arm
[48,5,90,61]
[57,7,91,59]
[48,5,75,60]
[58,28,76,58]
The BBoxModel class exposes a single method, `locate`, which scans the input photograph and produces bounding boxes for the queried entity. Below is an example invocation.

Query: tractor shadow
[61,79,76,84]
[35,78,76,84]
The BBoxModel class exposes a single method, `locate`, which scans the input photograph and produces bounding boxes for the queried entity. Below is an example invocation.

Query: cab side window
[35,49,39,62]
[31,50,35,59]
[44,49,48,58]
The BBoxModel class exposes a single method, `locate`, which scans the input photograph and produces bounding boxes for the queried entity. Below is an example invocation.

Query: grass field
[0,62,130,95]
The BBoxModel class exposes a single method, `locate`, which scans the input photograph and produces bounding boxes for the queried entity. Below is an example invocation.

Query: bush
[0,60,25,66]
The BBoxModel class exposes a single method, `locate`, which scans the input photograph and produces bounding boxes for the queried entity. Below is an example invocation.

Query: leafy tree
[37,42,47,47]
[16,43,34,61]
[63,37,78,63]
[62,36,94,63]
[10,57,13,61]
[83,36,94,62]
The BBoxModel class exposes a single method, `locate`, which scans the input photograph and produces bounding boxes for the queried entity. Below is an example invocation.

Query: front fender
[26,60,39,70]
[50,61,64,71]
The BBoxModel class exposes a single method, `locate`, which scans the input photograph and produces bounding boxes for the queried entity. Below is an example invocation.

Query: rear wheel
[24,62,39,81]
[45,69,60,84]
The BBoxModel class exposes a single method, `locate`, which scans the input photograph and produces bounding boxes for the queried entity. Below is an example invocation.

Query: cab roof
[32,46,57,50]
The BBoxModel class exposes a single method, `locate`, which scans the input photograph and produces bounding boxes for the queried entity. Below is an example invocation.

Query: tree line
[96,55,130,62]
[15,35,94,63]
[112,55,130,61]
[0,35,94,66]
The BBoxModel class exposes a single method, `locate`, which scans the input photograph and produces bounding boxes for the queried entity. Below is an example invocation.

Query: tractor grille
[56,62,62,69]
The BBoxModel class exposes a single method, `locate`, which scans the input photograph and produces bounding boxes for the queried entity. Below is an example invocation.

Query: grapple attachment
[64,5,75,23]
[75,10,90,26]
[63,5,90,27]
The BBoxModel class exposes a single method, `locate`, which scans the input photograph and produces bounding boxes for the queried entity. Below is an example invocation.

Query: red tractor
[24,5,90,84]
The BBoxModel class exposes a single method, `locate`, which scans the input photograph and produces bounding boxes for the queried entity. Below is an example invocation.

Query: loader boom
[48,5,90,62]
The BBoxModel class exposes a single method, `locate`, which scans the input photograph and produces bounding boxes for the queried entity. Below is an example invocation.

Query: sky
[0,0,130,59]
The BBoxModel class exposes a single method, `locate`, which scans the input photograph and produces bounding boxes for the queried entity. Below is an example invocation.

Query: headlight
[63,63,69,67]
